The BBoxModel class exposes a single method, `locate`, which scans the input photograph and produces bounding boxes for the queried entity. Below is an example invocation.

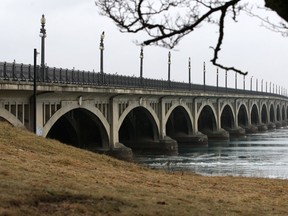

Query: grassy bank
[0,122,287,215]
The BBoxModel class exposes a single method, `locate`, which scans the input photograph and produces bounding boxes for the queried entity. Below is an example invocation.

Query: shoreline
[134,163,288,181]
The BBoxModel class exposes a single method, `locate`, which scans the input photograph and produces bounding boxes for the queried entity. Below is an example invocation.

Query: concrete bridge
[1,61,288,158]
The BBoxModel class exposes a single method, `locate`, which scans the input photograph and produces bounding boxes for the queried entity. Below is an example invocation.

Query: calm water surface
[133,128,288,179]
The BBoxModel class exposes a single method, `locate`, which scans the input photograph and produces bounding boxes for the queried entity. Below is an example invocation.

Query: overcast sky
[0,0,287,90]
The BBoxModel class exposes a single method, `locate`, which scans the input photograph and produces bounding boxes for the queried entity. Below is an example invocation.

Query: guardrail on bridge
[0,61,286,98]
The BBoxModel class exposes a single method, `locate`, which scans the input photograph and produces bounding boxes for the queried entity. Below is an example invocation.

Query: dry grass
[0,122,288,216]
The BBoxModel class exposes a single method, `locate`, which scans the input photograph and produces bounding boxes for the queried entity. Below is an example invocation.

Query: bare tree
[95,0,288,75]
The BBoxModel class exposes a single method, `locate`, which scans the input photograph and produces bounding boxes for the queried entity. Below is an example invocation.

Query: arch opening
[47,108,109,150]
[277,106,281,121]
[270,105,275,123]
[238,104,248,127]
[198,105,217,133]
[119,107,159,149]
[261,104,268,124]
[282,106,285,121]
[221,105,235,130]
[251,105,259,125]
[166,106,192,137]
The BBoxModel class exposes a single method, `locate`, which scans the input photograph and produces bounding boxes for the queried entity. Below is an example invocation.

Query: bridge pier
[89,143,133,161]
[244,125,258,134]
[169,132,208,147]
[267,122,276,130]
[275,121,283,129]
[226,127,246,138]
[257,124,268,132]
[282,121,288,127]
[121,137,178,155]
[200,128,230,141]
[106,143,133,161]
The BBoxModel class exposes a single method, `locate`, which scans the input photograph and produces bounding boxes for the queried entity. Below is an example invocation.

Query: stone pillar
[245,100,258,134]
[109,98,119,148]
[248,102,252,126]
[159,98,166,139]
[36,100,44,136]
[234,99,239,128]
[108,97,133,161]
[193,98,199,134]
[216,99,221,131]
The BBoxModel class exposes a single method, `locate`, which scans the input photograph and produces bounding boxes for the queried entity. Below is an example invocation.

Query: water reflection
[133,128,288,179]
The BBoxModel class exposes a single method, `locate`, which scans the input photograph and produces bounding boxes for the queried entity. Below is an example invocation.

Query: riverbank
[0,122,287,215]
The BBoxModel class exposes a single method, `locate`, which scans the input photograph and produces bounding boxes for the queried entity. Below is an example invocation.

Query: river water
[133,128,288,179]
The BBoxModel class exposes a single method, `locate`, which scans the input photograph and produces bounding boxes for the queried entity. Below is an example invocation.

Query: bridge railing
[0,62,36,81]
[0,61,286,98]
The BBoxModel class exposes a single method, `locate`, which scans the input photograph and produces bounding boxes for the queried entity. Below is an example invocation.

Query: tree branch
[210,0,248,75]
[95,0,288,76]
[265,0,288,22]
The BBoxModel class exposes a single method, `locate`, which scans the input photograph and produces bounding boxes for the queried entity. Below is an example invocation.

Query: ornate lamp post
[250,76,253,91]
[235,72,237,90]
[140,46,144,86]
[99,31,105,84]
[216,68,219,92]
[39,14,46,81]
[243,74,245,91]
[188,57,191,90]
[270,82,271,93]
[33,48,38,133]
[261,79,263,92]
[203,62,206,92]
[277,85,279,94]
[225,70,227,92]
[168,51,171,87]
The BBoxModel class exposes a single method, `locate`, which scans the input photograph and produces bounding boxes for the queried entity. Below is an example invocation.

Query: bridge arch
[43,103,110,149]
[0,108,24,127]
[261,104,268,124]
[220,104,235,130]
[281,105,286,121]
[165,105,193,138]
[118,104,160,133]
[43,103,110,137]
[197,105,217,132]
[276,105,281,121]
[118,106,160,148]
[237,104,249,127]
[270,104,276,123]
[251,104,260,125]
